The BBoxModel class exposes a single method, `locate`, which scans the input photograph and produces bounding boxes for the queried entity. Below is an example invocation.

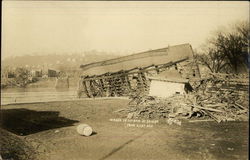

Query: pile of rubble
[115,75,248,123]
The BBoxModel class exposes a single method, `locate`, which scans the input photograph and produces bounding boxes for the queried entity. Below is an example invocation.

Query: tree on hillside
[14,68,30,87]
[196,20,249,73]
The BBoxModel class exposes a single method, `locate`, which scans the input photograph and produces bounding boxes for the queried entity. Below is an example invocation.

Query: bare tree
[197,20,249,73]
[195,47,229,73]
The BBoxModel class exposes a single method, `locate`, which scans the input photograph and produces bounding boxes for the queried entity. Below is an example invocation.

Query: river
[1,87,79,105]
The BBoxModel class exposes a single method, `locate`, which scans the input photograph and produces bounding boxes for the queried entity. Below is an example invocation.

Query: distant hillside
[2,51,121,71]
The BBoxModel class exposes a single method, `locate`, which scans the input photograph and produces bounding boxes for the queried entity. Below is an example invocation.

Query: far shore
[1,77,79,90]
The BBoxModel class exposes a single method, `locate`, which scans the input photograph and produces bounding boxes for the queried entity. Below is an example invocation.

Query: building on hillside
[47,69,58,77]
[78,43,200,98]
[7,72,15,78]
[31,70,42,77]
[55,76,70,88]
[148,69,193,98]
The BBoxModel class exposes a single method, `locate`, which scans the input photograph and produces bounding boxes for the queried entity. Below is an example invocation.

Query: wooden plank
[193,105,225,113]
[80,59,187,81]
[235,102,248,110]
[203,110,222,123]
[83,80,91,98]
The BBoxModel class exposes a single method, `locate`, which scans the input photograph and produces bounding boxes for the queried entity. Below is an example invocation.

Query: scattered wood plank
[235,102,248,110]
[193,105,225,113]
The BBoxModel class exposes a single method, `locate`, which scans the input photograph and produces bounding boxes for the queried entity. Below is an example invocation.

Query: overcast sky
[2,1,249,58]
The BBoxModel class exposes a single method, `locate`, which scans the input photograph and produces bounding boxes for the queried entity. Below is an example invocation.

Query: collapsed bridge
[77,43,201,98]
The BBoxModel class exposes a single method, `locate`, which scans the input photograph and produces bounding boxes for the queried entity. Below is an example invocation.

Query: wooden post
[83,80,91,98]
[77,79,83,98]
[99,78,106,95]
[99,79,105,90]
[155,65,160,74]
[140,71,148,92]
[123,73,132,95]
[112,77,118,97]
[175,64,178,70]
[93,79,105,97]
[125,75,132,90]
[87,80,94,98]
[119,76,125,96]
[102,78,110,97]
[137,69,145,94]
[107,77,116,97]
[105,78,111,97]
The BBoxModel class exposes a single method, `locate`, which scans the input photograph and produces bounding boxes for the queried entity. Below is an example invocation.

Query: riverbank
[1,87,78,105]
[1,99,248,160]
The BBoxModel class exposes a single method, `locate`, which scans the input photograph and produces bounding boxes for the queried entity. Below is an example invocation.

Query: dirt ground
[0,99,248,160]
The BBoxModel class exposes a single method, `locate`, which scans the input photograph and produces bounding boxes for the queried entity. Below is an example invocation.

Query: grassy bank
[0,128,36,160]
[1,99,248,160]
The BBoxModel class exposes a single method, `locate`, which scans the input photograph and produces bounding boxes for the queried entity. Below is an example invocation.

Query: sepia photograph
[1,1,249,160]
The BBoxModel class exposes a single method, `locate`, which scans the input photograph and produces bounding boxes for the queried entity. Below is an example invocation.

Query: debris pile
[115,74,248,123]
